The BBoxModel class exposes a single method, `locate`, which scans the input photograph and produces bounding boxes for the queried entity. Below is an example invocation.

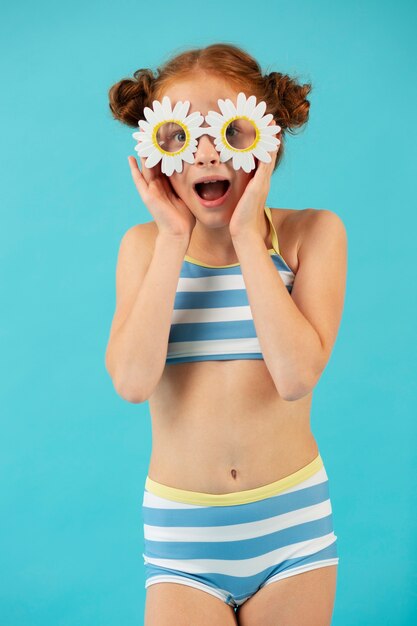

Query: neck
[186,206,270,263]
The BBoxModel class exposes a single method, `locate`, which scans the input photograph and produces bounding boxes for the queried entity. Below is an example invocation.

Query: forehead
[159,75,243,114]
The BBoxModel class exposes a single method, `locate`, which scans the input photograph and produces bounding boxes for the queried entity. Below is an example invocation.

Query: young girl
[106,43,347,626]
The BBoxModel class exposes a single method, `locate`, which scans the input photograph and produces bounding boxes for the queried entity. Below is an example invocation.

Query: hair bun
[108,69,156,127]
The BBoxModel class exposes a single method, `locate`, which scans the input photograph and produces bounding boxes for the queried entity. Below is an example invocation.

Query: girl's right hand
[127,155,196,240]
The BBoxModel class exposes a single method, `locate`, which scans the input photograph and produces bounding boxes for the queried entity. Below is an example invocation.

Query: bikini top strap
[264,206,280,255]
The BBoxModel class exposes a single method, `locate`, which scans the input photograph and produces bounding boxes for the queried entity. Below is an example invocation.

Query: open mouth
[194,180,230,201]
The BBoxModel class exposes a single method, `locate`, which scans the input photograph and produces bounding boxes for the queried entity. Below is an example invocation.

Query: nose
[193,128,220,167]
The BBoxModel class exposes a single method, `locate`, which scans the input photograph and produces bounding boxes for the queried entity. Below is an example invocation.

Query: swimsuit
[141,206,339,607]
[142,454,339,609]
[166,205,295,364]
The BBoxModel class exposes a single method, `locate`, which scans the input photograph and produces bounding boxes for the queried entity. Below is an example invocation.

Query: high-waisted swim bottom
[141,452,339,609]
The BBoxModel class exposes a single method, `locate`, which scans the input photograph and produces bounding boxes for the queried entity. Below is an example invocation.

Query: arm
[105,228,189,403]
[232,209,348,400]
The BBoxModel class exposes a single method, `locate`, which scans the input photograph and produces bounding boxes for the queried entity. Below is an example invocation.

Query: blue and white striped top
[166,206,295,364]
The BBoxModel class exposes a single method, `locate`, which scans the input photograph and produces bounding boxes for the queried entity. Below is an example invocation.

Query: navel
[230,468,237,479]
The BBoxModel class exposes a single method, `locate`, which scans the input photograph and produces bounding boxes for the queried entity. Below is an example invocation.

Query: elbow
[105,359,151,404]
[114,379,150,404]
[277,369,320,402]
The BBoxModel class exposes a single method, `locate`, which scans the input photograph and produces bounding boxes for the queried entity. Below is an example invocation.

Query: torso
[146,208,319,493]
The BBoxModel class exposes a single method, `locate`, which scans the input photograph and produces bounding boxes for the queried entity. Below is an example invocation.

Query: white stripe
[144,574,232,603]
[172,305,253,324]
[177,270,294,293]
[178,274,245,292]
[144,499,333,543]
[143,531,338,578]
[259,558,339,590]
[167,336,261,358]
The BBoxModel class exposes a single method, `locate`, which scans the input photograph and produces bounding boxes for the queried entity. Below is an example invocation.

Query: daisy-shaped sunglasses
[132,92,281,177]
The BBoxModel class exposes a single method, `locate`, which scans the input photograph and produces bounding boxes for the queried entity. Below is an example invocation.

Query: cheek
[170,166,190,194]
[234,171,254,191]
[168,173,185,197]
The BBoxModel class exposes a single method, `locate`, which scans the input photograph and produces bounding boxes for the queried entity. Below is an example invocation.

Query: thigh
[236,564,338,626]
[145,582,238,626]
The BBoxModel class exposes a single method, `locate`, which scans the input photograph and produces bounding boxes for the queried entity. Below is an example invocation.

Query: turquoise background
[1,0,416,624]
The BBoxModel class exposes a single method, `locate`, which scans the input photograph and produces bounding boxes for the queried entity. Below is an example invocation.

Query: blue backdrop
[1,0,416,624]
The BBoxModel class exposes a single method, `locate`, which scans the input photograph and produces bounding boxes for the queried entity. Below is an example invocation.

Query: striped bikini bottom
[141,452,339,609]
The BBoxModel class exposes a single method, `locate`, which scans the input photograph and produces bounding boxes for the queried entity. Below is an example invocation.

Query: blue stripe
[168,319,258,342]
[175,289,250,309]
[144,513,335,561]
[166,353,264,363]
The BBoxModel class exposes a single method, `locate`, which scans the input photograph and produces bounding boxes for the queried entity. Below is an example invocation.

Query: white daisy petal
[224,98,238,118]
[242,152,255,172]
[143,106,157,125]
[182,149,196,164]
[236,92,246,115]
[219,146,233,162]
[152,99,166,120]
[173,155,184,173]
[252,100,267,120]
[257,113,274,128]
[177,101,190,119]
[161,96,173,117]
[138,120,151,132]
[135,139,154,151]
[171,100,184,118]
[261,124,281,135]
[243,95,257,117]
[161,155,174,176]
[136,145,156,157]
[217,98,234,119]
[253,146,272,162]
[232,152,244,170]
[203,127,218,138]
[258,137,280,149]
[205,110,224,125]
[145,149,163,168]
[185,111,204,128]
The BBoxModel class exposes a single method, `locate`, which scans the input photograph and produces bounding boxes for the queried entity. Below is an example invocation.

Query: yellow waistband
[145,453,324,506]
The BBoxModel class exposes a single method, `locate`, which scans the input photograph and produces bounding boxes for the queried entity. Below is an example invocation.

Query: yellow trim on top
[183,249,276,268]
[264,205,281,255]
[145,453,324,506]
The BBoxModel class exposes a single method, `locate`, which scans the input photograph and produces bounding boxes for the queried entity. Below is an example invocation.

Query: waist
[148,428,319,495]
[146,446,323,505]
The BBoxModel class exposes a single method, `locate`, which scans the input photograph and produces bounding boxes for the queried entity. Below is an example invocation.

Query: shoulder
[119,220,158,255]
[297,209,347,253]
[268,208,347,273]
[270,207,346,240]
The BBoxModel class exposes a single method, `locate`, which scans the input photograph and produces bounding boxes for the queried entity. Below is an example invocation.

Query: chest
[151,207,302,397]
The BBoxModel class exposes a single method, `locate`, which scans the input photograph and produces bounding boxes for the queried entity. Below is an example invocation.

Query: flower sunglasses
[132,92,281,177]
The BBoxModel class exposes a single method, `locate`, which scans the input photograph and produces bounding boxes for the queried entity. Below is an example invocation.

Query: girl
[106,43,347,626]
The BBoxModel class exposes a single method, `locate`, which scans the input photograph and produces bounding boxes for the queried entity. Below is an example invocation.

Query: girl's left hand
[229,124,279,239]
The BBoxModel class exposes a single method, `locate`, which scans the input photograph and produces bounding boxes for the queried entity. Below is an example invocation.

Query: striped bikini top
[166,205,295,364]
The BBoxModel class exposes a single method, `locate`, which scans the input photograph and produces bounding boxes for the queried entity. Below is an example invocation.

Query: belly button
[231,468,237,479]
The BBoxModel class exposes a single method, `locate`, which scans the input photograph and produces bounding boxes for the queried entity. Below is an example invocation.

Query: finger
[128,155,149,197]
[139,156,155,185]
